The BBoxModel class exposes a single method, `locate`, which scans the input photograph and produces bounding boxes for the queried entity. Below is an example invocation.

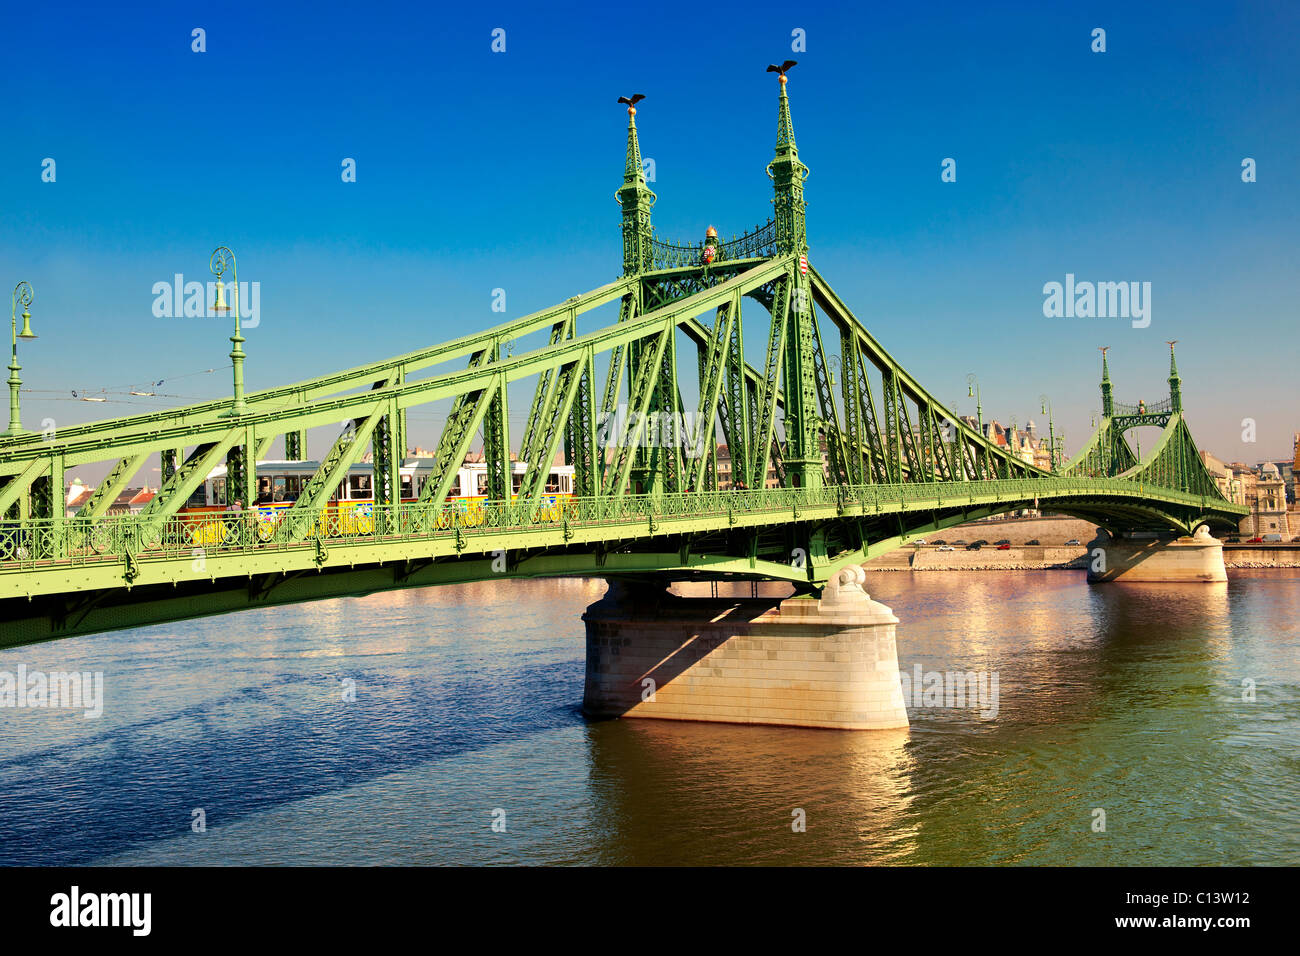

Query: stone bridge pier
[582,568,909,731]
[1085,524,1227,583]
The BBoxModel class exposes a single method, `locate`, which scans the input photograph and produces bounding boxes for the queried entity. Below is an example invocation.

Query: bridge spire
[1099,346,1114,418]
[766,61,808,255]
[616,95,655,275]
[1166,340,1182,413]
[763,60,819,489]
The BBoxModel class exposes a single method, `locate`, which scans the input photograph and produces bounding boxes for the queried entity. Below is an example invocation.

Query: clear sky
[2,0,1296,475]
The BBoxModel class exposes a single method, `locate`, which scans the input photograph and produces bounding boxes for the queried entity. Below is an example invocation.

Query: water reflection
[0,570,1295,866]
[582,719,917,865]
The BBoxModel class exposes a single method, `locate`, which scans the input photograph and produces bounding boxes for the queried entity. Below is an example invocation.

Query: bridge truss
[0,74,1245,645]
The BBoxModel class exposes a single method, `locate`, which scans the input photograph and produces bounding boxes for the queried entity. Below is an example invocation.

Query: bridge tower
[1099,346,1114,419]
[615,97,673,496]
[767,66,821,490]
[617,97,655,277]
[1167,340,1182,414]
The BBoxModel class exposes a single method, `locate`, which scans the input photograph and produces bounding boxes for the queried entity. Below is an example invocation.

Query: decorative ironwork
[648,219,779,271]
[0,474,1243,573]
[1113,397,1172,417]
[0,64,1245,645]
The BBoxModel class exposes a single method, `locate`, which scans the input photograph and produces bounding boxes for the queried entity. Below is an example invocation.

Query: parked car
[913,539,928,546]
[973,539,989,546]
[1065,539,1081,546]
[966,542,982,551]
[1226,537,1241,543]
[937,545,955,552]
[1025,539,1040,545]
[953,540,967,546]
[1262,533,1283,542]
[932,539,947,546]
[1247,536,1263,543]
[995,539,1011,546]
[996,543,1011,550]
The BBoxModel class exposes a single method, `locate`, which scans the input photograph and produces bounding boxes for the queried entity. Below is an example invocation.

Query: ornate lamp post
[966,373,982,434]
[209,247,246,418]
[1039,394,1058,471]
[4,282,37,437]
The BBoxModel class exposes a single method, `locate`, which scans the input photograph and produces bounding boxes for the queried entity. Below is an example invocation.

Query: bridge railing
[0,476,1234,574]
[1113,398,1172,416]
[648,220,779,271]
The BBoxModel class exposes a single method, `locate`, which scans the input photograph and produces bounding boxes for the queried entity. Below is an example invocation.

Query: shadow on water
[0,580,600,866]
[0,661,586,865]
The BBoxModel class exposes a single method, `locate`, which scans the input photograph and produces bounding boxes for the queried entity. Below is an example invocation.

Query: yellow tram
[178,458,575,545]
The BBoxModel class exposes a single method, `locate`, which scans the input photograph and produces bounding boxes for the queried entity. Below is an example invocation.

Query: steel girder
[0,278,638,457]
[683,294,738,493]
[0,250,1247,647]
[1,475,1246,645]
[0,73,1252,648]
[810,270,1042,488]
[753,273,792,489]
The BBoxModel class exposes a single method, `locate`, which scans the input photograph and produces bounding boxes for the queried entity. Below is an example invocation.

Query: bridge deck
[0,477,1245,604]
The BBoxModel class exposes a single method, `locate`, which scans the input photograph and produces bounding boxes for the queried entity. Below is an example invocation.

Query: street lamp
[966,373,982,433]
[210,246,246,417]
[4,282,37,438]
[1039,394,1058,471]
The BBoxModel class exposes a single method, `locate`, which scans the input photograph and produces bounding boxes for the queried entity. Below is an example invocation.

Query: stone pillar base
[1086,525,1227,583]
[582,567,909,731]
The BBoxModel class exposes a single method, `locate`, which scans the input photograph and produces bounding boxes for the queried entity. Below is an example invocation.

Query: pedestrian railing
[0,477,1243,572]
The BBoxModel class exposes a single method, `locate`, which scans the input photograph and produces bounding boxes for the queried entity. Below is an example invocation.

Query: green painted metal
[0,475,1245,645]
[483,342,511,502]
[521,358,583,503]
[0,67,1246,646]
[564,348,596,497]
[209,247,247,419]
[75,453,150,521]
[4,282,36,439]
[618,98,655,277]
[753,274,791,488]
[687,293,736,492]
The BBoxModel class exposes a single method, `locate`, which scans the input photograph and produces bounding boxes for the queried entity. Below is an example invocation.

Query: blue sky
[2,0,1296,469]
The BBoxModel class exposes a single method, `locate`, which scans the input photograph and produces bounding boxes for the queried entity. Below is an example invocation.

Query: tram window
[449,477,461,497]
[257,476,273,503]
[476,473,489,496]
[272,477,287,502]
[186,485,207,507]
[512,474,523,494]
[284,476,301,501]
[545,473,560,493]
[560,474,571,494]
[212,478,226,505]
[400,476,413,499]
[349,475,372,500]
[416,475,428,497]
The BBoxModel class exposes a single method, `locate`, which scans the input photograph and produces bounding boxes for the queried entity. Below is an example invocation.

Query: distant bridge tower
[1167,340,1182,414]
[1099,346,1114,419]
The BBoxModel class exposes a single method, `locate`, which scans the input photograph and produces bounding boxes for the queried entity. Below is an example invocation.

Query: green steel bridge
[0,70,1245,647]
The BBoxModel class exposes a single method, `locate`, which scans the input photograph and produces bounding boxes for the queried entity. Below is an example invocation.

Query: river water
[1,570,1296,866]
